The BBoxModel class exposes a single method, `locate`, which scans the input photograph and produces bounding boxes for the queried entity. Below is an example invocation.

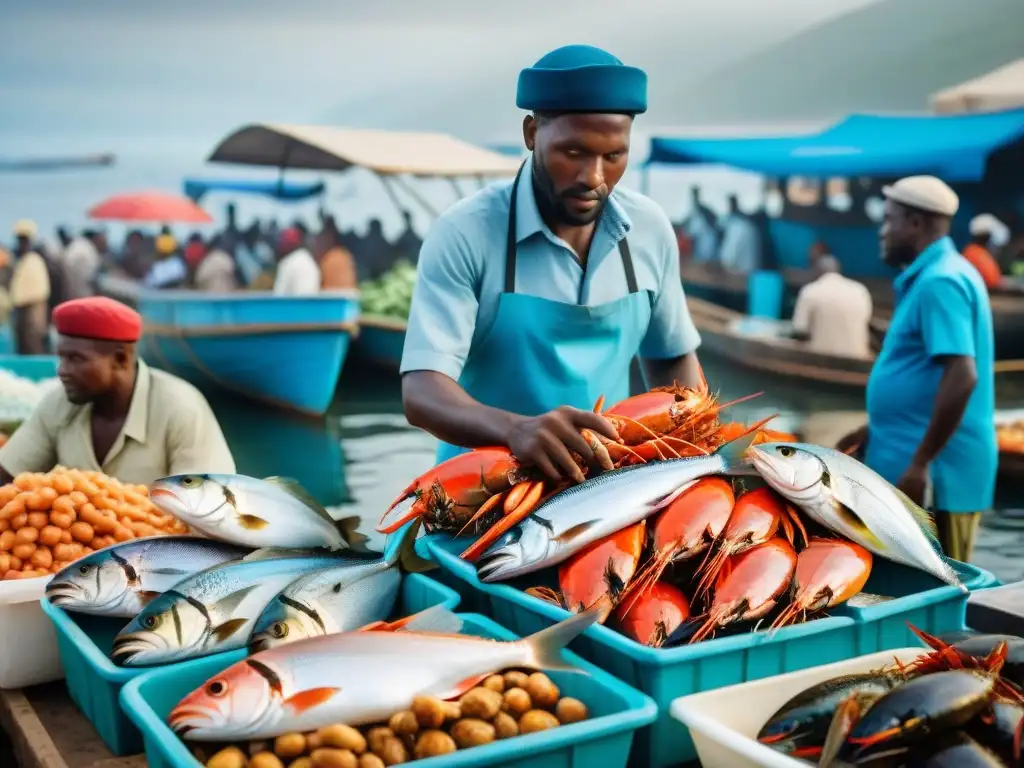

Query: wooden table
[0,683,144,768]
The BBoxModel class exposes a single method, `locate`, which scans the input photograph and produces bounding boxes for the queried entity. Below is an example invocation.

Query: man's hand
[505,406,620,483]
[897,461,930,507]
[835,424,868,456]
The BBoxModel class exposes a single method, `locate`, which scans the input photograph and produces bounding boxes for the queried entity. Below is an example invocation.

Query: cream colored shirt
[0,361,235,485]
[195,249,239,292]
[791,272,874,358]
[273,248,321,296]
[9,251,51,307]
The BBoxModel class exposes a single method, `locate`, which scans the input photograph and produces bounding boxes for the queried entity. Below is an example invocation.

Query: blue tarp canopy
[647,108,1024,182]
[182,178,325,203]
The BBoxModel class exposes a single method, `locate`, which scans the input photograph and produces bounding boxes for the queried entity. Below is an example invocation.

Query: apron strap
[504,160,639,297]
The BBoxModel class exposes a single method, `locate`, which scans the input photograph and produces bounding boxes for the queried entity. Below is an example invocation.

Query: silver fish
[248,521,431,652]
[749,442,964,590]
[475,429,760,582]
[110,549,349,666]
[169,605,602,741]
[45,535,251,618]
[149,474,368,552]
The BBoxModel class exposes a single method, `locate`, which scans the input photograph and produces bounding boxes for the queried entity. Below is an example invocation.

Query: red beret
[277,227,304,252]
[53,297,142,343]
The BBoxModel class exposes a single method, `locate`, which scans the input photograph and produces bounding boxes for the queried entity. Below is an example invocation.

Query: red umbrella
[87,190,213,223]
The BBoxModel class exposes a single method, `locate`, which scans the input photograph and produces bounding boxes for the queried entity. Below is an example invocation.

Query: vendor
[0,297,236,486]
[837,176,995,563]
[400,45,703,481]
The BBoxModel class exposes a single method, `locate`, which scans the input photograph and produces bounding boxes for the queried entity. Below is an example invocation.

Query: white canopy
[207,123,522,177]
[931,59,1024,114]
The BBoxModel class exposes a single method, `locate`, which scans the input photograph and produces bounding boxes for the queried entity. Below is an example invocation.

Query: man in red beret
[0,297,235,486]
[272,227,321,296]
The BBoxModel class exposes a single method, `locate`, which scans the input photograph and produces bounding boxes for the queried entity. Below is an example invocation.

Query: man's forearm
[912,357,977,468]
[403,371,521,448]
[640,352,704,390]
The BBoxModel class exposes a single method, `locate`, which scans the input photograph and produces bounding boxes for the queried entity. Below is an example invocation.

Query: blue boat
[0,353,58,382]
[647,107,1024,358]
[353,316,407,371]
[137,291,360,415]
[182,177,325,203]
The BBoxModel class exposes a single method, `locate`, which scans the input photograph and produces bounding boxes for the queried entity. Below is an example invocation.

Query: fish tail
[335,515,373,553]
[523,605,605,673]
[716,415,778,468]
[385,519,435,574]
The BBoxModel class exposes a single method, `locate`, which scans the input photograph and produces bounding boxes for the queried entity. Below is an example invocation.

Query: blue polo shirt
[401,156,701,380]
[865,236,997,512]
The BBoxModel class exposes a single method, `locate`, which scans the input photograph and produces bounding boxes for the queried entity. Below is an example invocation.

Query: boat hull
[352,316,407,371]
[138,292,359,416]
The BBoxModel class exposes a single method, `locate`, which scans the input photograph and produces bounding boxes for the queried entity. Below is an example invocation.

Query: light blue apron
[436,163,652,464]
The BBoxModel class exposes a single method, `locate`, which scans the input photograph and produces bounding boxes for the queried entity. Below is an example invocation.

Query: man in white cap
[837,176,996,563]
[963,214,1007,292]
[8,220,51,354]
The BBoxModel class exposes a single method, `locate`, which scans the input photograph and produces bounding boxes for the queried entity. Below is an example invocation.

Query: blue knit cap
[516,45,648,115]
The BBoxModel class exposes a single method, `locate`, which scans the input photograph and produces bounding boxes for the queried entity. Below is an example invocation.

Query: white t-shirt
[791,272,874,358]
[273,248,321,296]
[61,237,101,299]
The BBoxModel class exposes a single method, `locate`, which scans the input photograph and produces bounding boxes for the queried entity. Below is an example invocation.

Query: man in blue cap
[401,45,704,481]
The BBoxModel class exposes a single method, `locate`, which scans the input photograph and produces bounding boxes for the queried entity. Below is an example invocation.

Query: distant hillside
[671,0,1024,124]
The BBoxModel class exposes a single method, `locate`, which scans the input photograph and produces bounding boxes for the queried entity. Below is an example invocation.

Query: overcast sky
[1,0,882,150]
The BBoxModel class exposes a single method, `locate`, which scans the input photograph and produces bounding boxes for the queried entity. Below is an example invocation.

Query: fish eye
[206,679,228,697]
[271,622,289,639]
[142,615,160,630]
[181,476,199,487]
[777,446,795,457]
[78,564,91,575]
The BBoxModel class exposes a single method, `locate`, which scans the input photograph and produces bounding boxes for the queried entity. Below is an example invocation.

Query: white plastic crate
[0,574,64,689]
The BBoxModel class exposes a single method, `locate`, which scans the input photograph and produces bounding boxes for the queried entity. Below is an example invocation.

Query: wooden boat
[687,296,874,387]
[138,291,360,416]
[0,153,115,172]
[353,315,407,371]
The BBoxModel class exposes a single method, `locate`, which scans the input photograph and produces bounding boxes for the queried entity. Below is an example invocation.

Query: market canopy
[206,124,523,177]
[646,107,1024,182]
[183,178,325,203]
[932,60,1024,115]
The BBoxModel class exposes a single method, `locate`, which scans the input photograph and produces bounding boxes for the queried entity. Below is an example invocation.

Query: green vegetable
[359,260,417,320]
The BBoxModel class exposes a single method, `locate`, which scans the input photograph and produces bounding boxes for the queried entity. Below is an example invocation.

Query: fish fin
[238,514,271,530]
[819,691,869,767]
[845,592,893,608]
[553,520,601,546]
[242,547,323,561]
[213,583,260,615]
[283,687,341,715]
[263,476,336,521]
[395,605,465,635]
[385,519,435,573]
[716,415,776,467]
[211,617,250,642]
[523,604,605,673]
[137,590,162,605]
[334,515,374,553]
[890,484,940,540]
[436,674,491,701]
[830,498,887,552]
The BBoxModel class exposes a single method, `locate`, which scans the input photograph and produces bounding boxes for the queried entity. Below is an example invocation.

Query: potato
[0,530,15,551]
[27,512,49,529]
[288,760,314,768]
[69,521,94,543]
[357,755,385,768]
[317,724,366,754]
[274,733,307,760]
[525,673,560,710]
[412,730,456,759]
[310,748,357,768]
[482,675,505,693]
[15,526,38,544]
[10,512,27,529]
[12,543,35,561]
[555,697,589,724]
[365,727,395,755]
[441,701,461,722]
[450,718,496,749]
[39,525,62,547]
[305,732,323,751]
[387,711,418,738]
[492,711,519,739]
[519,709,560,734]
[374,737,408,766]
[31,547,53,570]
[206,745,248,768]
[410,696,445,729]
[503,671,529,689]
[502,687,532,717]
[459,687,502,720]
[251,753,285,768]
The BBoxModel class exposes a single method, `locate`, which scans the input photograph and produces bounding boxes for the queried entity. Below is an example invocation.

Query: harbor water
[209,352,1024,585]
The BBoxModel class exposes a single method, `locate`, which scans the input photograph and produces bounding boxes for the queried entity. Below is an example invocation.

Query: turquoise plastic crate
[41,572,460,756]
[830,558,994,654]
[121,612,657,768]
[0,353,59,381]
[426,536,859,768]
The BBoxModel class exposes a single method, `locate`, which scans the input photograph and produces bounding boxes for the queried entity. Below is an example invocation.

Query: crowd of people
[0,212,423,354]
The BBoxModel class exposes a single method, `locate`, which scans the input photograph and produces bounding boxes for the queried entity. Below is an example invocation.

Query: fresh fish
[749,442,964,591]
[474,426,763,583]
[169,605,602,741]
[846,592,894,609]
[110,549,349,666]
[248,520,430,653]
[149,474,368,552]
[45,536,251,618]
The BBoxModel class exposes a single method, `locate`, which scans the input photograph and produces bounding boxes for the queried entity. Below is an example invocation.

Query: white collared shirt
[273,248,321,296]
[792,272,874,358]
